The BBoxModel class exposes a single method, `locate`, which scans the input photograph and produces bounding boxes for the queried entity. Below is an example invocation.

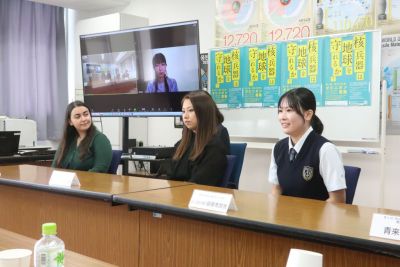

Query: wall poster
[260,0,314,43]
[314,0,375,35]
[209,31,373,109]
[382,34,400,134]
[215,0,260,47]
[376,0,400,35]
[200,53,209,89]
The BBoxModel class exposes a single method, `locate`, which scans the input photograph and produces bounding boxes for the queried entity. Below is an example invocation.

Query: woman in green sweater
[52,101,112,173]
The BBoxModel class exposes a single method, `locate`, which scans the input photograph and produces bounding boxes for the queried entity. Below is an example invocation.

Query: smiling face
[69,106,92,136]
[182,99,198,132]
[278,98,312,143]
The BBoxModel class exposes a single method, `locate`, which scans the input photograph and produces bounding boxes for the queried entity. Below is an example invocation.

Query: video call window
[143,46,199,93]
[80,21,201,117]
[82,51,137,95]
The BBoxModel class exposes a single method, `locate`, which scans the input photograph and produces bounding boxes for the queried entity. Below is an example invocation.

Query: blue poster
[209,31,373,110]
[323,32,372,106]
[281,38,324,106]
[209,48,243,108]
[241,43,281,107]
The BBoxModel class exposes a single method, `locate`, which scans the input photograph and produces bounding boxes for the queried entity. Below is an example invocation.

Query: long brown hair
[173,91,218,161]
[54,100,97,167]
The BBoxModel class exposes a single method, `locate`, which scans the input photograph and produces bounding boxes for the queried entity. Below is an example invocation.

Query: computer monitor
[80,20,201,117]
[0,131,20,156]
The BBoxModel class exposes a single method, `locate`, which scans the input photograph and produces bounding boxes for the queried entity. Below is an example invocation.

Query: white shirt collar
[288,126,313,154]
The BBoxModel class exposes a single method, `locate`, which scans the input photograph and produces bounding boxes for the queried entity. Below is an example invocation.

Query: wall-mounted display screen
[80,20,201,117]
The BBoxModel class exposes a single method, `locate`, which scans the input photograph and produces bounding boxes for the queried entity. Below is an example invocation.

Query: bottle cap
[42,222,57,235]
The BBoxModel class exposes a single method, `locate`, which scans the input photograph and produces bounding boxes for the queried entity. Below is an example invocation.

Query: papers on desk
[122,154,157,160]
[188,189,238,214]
[131,154,156,160]
[49,170,81,188]
[347,148,379,154]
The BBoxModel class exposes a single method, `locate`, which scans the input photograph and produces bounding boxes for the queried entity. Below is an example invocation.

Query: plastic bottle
[34,222,65,267]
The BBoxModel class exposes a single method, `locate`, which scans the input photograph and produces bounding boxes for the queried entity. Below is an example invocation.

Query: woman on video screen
[146,53,178,93]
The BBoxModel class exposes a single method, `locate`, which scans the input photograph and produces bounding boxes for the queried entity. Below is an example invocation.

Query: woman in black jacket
[165,91,228,186]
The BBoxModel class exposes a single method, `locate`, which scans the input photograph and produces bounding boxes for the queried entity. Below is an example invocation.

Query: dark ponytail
[278,87,324,134]
[311,115,324,135]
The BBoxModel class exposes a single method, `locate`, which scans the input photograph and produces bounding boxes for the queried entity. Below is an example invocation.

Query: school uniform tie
[289,148,297,163]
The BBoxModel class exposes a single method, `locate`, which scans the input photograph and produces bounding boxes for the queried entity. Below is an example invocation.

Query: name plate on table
[370,213,400,241]
[188,189,238,214]
[49,170,81,188]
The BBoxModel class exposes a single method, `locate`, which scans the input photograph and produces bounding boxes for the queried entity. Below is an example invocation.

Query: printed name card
[49,170,81,188]
[369,213,400,241]
[188,189,238,214]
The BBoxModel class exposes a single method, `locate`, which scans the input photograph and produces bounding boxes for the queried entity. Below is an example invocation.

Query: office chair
[227,143,247,189]
[219,155,237,188]
[108,150,123,174]
[344,165,361,204]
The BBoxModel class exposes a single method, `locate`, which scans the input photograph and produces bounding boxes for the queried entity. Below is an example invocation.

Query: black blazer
[164,134,228,186]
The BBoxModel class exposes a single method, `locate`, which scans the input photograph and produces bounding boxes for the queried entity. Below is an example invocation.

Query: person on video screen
[146,53,178,93]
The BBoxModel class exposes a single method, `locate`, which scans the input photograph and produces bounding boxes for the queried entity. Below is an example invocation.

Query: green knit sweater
[52,130,112,173]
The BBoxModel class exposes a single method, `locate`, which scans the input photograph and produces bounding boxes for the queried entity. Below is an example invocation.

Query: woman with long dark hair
[268,87,346,203]
[52,101,112,173]
[163,90,227,186]
[146,53,178,93]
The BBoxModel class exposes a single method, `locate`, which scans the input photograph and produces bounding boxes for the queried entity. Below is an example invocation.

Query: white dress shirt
[268,127,346,192]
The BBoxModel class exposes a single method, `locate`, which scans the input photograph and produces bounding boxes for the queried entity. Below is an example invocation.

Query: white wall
[70,0,400,210]
[122,0,215,53]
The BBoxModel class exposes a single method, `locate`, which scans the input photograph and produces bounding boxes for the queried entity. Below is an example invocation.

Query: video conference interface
[80,21,201,116]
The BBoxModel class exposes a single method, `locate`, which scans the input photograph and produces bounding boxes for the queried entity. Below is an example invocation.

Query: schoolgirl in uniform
[268,87,346,203]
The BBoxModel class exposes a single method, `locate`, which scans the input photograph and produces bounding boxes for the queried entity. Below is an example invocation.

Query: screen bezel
[79,20,201,117]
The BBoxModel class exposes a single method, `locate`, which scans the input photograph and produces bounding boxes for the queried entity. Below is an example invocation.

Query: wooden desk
[0,164,191,267]
[0,228,116,267]
[3,165,400,266]
[114,185,400,267]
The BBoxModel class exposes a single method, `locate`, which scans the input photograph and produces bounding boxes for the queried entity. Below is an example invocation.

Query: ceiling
[28,0,130,11]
